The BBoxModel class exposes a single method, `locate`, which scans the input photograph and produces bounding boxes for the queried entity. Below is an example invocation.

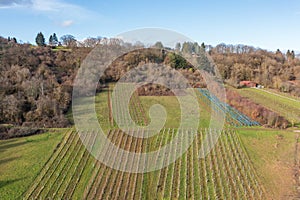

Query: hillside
[1,87,298,199]
[1,36,299,134]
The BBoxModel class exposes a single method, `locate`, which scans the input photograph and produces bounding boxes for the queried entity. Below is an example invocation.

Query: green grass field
[139,95,212,129]
[234,87,300,126]
[0,129,66,199]
[238,127,297,199]
[92,87,212,130]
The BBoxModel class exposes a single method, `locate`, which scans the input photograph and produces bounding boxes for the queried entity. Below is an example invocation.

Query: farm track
[107,87,114,126]
[257,88,300,103]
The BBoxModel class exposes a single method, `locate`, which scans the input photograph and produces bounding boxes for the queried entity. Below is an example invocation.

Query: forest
[0,35,299,131]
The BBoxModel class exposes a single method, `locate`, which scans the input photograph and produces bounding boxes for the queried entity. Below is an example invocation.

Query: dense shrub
[226,89,289,128]
[0,126,45,140]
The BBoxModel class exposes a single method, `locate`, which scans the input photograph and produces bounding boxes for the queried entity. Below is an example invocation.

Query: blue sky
[0,0,300,51]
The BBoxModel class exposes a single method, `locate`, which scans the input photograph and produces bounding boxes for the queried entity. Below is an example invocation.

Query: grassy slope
[233,87,300,125]
[264,88,300,101]
[95,88,112,133]
[238,127,296,199]
[67,88,112,134]
[139,95,212,129]
[0,129,65,199]
[96,87,212,129]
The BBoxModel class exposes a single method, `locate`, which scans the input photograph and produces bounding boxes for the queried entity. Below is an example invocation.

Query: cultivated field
[1,84,297,199]
[20,85,267,200]
[23,128,265,200]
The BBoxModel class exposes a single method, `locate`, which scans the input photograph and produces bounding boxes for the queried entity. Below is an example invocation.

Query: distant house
[239,81,258,88]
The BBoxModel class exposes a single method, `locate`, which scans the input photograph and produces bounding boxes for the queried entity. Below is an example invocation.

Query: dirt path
[256,88,300,103]
[107,88,114,126]
[293,134,300,199]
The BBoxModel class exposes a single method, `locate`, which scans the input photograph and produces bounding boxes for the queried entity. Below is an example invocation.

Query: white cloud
[0,0,94,27]
[0,0,84,12]
[61,20,74,27]
[0,0,32,8]
[30,0,87,14]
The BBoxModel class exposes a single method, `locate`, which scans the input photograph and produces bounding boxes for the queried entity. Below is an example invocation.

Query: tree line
[34,32,105,48]
[155,41,300,96]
